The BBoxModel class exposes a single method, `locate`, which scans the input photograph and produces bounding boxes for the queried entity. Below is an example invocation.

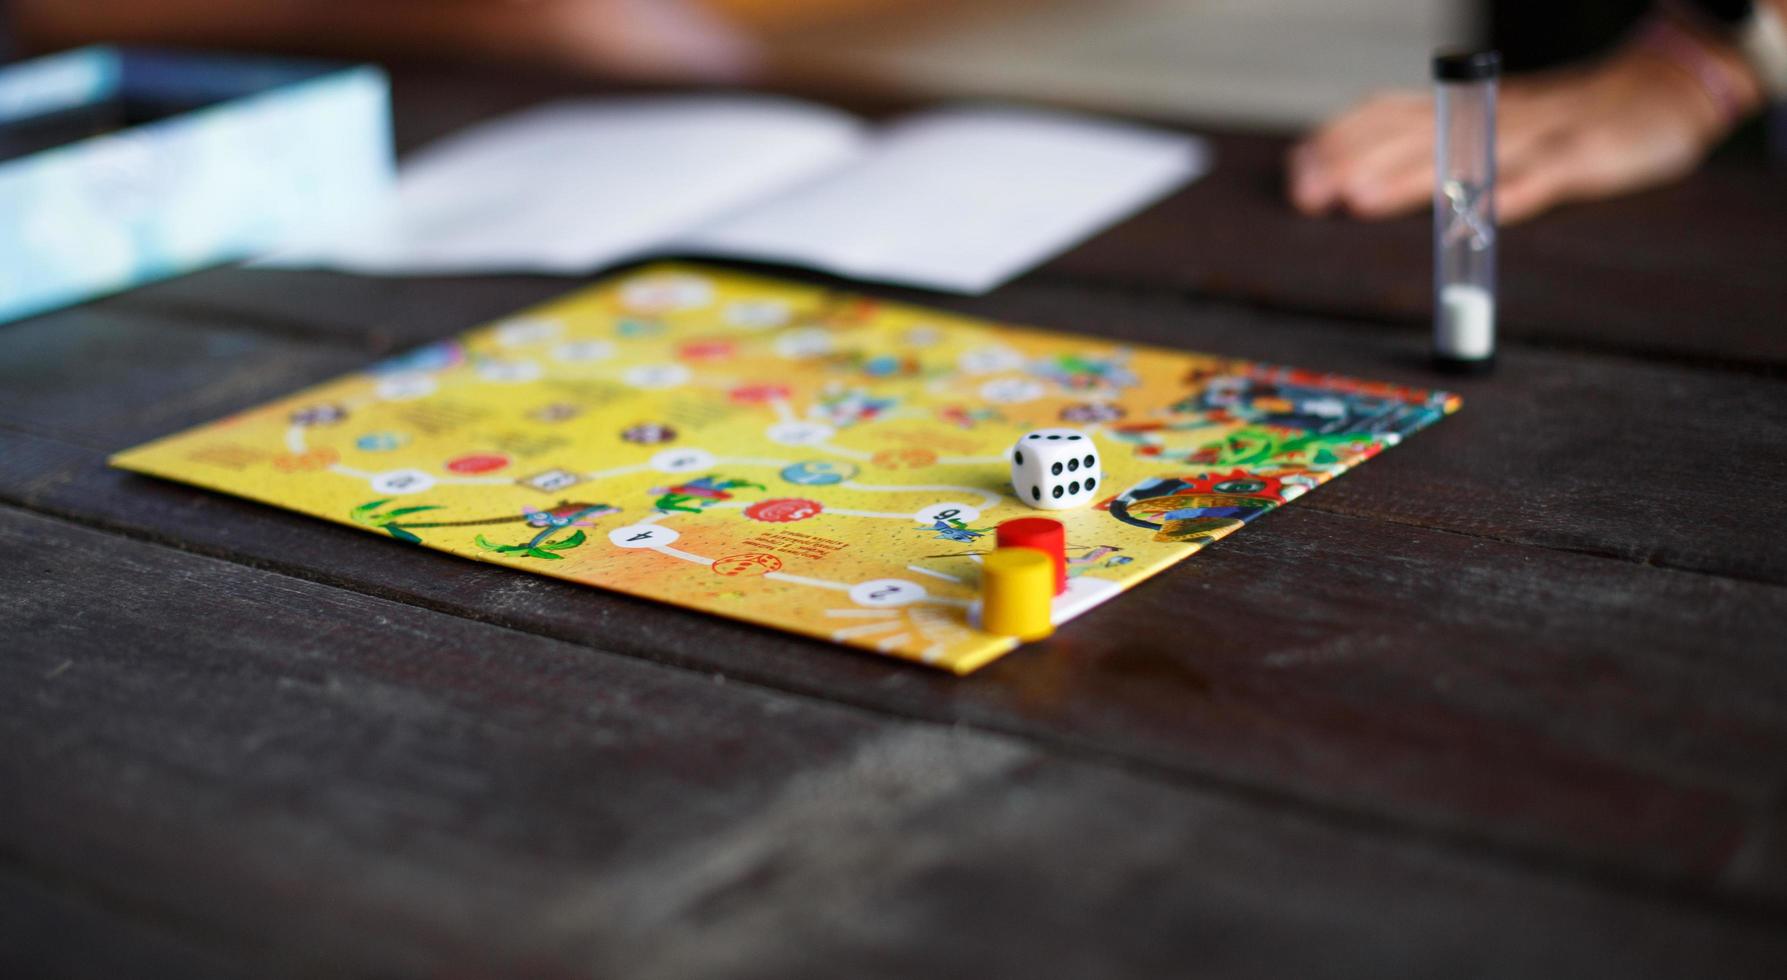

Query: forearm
[10,0,569,62]
[1639,0,1786,129]
[9,0,977,56]
[11,0,775,80]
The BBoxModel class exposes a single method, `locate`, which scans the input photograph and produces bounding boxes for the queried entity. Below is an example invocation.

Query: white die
[1011,428,1102,510]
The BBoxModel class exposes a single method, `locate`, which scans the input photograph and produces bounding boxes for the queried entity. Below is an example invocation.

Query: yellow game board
[112,264,1458,673]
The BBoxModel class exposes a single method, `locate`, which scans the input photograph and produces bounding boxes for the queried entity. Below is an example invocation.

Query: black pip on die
[1011,427,1102,510]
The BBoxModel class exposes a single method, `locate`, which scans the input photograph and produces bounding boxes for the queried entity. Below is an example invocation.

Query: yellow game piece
[980,547,1055,642]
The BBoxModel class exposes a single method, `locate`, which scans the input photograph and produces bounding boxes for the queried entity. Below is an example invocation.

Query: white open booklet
[265,96,1209,294]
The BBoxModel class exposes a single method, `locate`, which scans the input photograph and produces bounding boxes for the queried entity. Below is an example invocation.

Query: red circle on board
[678,339,736,361]
[729,383,793,405]
[745,498,824,523]
[446,453,510,475]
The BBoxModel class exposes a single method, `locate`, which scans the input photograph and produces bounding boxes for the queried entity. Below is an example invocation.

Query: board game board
[112,264,1459,673]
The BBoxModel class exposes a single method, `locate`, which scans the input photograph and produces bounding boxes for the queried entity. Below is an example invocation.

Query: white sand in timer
[1436,283,1495,359]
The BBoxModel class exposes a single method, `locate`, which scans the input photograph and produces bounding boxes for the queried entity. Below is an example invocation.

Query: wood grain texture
[0,867,252,980]
[4,506,1787,979]
[8,422,1787,907]
[7,276,1787,903]
[0,306,364,449]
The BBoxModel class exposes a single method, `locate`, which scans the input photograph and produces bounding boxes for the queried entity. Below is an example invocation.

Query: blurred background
[4,0,1658,129]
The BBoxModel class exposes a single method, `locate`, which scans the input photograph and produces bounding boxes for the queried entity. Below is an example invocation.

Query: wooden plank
[107,267,582,350]
[7,423,1787,906]
[0,868,253,980]
[0,306,364,450]
[3,505,1786,977]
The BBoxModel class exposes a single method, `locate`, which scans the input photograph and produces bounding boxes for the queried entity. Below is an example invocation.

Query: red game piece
[996,517,1066,595]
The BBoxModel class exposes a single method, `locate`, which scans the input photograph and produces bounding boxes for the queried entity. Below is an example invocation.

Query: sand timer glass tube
[1432,50,1500,374]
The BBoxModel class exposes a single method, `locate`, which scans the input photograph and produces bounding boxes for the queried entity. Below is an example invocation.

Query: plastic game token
[996,517,1067,594]
[979,548,1055,641]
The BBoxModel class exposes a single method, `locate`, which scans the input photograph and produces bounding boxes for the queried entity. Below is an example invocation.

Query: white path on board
[651,544,720,567]
[814,442,873,461]
[831,619,907,640]
[826,508,922,520]
[586,462,650,480]
[905,564,964,583]
[938,455,1010,465]
[764,571,853,591]
[842,481,1004,508]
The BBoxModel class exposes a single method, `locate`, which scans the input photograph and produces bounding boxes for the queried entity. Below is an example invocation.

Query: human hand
[1286,26,1763,224]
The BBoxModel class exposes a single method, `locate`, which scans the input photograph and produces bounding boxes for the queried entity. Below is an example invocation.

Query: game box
[0,46,392,323]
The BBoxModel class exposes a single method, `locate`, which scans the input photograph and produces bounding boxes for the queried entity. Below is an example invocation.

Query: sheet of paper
[681,105,1207,292]
[265,97,1208,294]
[264,96,866,274]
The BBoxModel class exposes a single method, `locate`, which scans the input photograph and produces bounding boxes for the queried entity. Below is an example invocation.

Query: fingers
[1344,152,1435,219]
[1292,131,1434,220]
[1288,78,1584,222]
[1288,90,1429,216]
[1497,158,1569,224]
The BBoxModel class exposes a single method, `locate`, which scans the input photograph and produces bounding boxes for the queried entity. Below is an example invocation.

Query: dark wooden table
[5,65,1787,979]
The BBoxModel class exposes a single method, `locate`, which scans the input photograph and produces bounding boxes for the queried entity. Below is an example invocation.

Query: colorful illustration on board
[111,263,1459,674]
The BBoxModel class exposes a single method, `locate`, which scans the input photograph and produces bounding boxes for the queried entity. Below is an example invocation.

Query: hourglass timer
[1432,50,1500,374]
